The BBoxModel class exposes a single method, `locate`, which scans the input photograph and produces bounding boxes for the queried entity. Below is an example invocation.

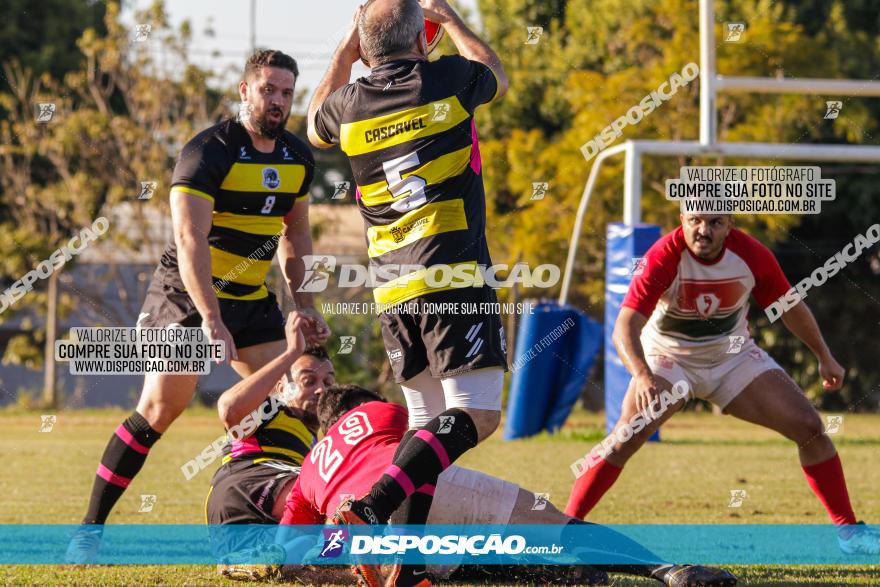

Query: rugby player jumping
[306,2,509,584]
[67,50,330,562]
[566,213,879,555]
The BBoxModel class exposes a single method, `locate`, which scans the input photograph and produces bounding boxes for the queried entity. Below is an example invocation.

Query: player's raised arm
[171,192,237,363]
[217,312,307,430]
[307,6,363,149]
[279,189,330,344]
[780,301,845,390]
[419,0,509,99]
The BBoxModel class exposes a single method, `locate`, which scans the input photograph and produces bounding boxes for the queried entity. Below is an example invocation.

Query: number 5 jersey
[312,56,500,307]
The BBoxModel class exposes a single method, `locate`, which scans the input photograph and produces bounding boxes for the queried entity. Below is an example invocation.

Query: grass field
[1,406,878,585]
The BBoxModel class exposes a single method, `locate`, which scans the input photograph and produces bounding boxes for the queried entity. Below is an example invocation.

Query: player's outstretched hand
[634,372,663,414]
[201,316,237,365]
[284,311,309,357]
[297,306,331,345]
[419,0,457,24]
[819,354,845,391]
[340,4,363,64]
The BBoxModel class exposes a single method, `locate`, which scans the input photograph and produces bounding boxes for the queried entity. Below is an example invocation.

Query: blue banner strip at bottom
[3,524,878,566]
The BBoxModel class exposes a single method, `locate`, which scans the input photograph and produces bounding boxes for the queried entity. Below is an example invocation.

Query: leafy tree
[0,1,222,370]
[0,0,107,84]
[474,0,879,408]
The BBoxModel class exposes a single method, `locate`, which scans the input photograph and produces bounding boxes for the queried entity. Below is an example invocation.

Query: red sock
[564,458,623,519]
[802,453,857,526]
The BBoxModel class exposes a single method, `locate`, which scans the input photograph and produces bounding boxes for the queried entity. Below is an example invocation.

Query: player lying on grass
[200,315,735,586]
[274,384,738,587]
[206,313,332,563]
[566,213,879,555]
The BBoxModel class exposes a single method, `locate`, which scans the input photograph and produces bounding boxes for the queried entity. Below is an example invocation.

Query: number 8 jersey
[159,119,314,301]
[313,56,501,307]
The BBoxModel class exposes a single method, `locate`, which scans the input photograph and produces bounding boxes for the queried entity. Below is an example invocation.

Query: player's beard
[255,108,289,138]
[692,234,720,259]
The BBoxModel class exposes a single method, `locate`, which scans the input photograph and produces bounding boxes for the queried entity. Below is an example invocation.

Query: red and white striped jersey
[622,226,791,360]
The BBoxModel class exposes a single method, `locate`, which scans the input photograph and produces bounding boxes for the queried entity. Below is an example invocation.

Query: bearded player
[66,50,330,562]
[306,2,510,584]
[566,213,879,555]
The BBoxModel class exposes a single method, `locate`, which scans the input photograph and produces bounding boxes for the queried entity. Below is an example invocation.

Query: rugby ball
[425,20,445,55]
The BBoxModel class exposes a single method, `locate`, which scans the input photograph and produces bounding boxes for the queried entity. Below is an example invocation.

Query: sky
[123,0,480,111]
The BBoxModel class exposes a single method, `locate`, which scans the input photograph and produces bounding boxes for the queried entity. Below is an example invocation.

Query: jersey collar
[369,58,424,76]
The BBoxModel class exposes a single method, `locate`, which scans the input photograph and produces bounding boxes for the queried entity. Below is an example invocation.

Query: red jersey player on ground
[282,395,411,527]
[566,213,879,555]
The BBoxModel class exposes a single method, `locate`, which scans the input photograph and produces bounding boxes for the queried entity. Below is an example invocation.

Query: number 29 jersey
[282,401,408,524]
[313,56,500,307]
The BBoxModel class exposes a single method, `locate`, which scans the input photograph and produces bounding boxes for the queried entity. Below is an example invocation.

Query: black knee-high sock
[388,430,435,526]
[388,430,435,578]
[82,412,162,524]
[362,408,478,524]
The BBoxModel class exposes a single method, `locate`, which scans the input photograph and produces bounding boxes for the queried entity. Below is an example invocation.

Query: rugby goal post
[558,0,880,433]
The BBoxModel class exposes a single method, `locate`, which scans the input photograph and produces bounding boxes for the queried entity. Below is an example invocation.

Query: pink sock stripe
[416,484,435,496]
[115,424,150,455]
[414,429,450,469]
[385,464,415,496]
[96,463,132,488]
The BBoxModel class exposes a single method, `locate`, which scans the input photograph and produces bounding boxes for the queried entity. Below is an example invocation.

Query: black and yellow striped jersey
[158,119,314,300]
[313,56,499,306]
[221,402,315,467]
